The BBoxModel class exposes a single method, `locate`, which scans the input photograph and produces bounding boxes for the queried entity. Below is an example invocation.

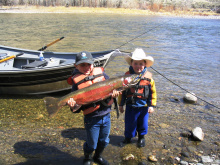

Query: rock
[158,123,170,128]
[180,132,191,138]
[213,159,220,164]
[35,114,44,119]
[180,160,188,165]
[191,127,204,141]
[169,95,180,102]
[183,93,197,104]
[175,157,180,162]
[214,141,220,146]
[148,155,157,162]
[123,154,135,160]
[181,151,190,158]
[153,139,164,146]
[187,146,196,153]
[201,156,213,163]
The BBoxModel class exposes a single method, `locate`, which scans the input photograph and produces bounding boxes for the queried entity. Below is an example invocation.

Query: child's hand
[67,98,76,108]
[119,106,124,113]
[111,89,121,98]
[148,107,154,113]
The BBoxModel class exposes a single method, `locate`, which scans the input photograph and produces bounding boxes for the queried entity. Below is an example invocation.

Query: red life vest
[70,67,113,115]
[125,71,152,99]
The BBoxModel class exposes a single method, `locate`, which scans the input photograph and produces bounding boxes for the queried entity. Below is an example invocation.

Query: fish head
[122,74,140,88]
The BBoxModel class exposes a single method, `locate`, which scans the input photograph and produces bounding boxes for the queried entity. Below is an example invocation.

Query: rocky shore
[0,92,219,165]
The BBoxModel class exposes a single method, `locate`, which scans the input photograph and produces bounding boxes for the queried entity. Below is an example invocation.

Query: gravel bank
[0,93,219,165]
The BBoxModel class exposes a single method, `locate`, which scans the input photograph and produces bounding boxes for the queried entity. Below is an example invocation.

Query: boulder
[183,93,197,104]
[192,127,204,141]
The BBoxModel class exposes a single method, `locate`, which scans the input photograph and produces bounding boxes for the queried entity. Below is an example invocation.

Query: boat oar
[0,52,24,63]
[38,36,65,51]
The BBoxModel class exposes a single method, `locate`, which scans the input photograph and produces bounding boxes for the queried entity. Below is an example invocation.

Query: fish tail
[44,97,61,118]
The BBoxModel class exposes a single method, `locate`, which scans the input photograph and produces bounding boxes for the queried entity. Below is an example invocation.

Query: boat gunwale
[0,44,114,55]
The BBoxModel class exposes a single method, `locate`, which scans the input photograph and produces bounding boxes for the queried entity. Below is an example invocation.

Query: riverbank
[0,92,219,165]
[0,6,220,19]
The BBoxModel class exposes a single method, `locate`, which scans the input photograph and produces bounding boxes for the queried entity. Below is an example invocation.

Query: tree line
[0,0,219,13]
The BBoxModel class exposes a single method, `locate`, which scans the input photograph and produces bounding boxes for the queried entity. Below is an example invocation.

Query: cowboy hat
[124,48,154,67]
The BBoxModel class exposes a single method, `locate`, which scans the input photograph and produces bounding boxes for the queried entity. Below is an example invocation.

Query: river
[0,13,219,165]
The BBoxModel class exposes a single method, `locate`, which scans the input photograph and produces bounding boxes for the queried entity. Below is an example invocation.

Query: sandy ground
[0,6,220,19]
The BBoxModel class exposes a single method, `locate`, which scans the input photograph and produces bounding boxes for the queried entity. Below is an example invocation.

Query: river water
[0,13,219,164]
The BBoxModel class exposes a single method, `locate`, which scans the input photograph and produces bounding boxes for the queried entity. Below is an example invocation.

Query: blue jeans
[124,105,149,138]
[83,113,111,153]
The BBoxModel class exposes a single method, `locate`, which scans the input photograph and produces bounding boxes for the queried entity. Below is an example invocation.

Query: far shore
[0,5,220,19]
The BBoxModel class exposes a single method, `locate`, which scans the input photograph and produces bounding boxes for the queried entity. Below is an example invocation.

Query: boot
[93,146,109,165]
[83,151,93,165]
[137,135,145,148]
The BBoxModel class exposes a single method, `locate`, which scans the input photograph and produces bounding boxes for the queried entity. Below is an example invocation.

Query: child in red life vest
[66,51,120,165]
[118,48,157,148]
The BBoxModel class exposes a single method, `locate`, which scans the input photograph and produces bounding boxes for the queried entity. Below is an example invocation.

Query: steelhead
[44,74,140,117]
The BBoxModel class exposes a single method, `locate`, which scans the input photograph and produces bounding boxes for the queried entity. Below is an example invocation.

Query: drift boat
[0,45,127,95]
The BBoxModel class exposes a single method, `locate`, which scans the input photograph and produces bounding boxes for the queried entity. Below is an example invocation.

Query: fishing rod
[150,67,220,110]
[114,26,219,110]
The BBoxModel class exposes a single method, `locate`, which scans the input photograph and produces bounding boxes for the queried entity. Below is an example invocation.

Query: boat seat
[45,58,60,67]
[22,60,48,69]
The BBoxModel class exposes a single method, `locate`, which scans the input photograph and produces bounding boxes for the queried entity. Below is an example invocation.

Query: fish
[44,74,140,118]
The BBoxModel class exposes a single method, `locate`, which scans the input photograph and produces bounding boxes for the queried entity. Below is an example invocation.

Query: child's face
[75,63,94,75]
[131,60,146,74]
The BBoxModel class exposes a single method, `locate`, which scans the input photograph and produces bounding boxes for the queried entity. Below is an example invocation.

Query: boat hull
[0,79,71,95]
[0,45,120,95]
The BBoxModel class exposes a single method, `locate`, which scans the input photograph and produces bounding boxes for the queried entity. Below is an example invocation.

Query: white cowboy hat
[124,48,154,67]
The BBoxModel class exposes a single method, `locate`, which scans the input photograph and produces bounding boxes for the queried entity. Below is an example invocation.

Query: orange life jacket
[72,67,105,89]
[67,67,105,86]
[71,67,113,115]
[125,71,152,99]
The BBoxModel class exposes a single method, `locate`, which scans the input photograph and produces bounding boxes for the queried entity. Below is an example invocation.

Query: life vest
[125,71,152,99]
[67,67,105,86]
[70,67,113,115]
[72,67,105,89]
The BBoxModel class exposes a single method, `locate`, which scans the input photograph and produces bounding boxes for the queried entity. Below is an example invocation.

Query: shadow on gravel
[13,141,82,165]
[61,128,124,147]
[61,128,87,141]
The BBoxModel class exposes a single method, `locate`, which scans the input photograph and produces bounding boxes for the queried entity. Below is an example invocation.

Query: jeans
[124,105,149,138]
[83,113,111,153]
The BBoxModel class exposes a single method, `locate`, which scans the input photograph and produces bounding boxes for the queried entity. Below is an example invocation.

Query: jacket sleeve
[147,78,157,107]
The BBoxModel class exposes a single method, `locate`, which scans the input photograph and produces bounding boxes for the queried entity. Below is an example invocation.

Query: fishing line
[115,26,159,50]
[113,22,219,110]
[150,66,220,110]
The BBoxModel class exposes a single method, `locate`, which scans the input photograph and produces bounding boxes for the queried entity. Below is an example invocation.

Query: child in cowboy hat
[118,48,157,148]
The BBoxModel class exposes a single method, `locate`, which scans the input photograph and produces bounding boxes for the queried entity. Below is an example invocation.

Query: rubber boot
[93,146,109,165]
[83,151,93,165]
[137,135,145,148]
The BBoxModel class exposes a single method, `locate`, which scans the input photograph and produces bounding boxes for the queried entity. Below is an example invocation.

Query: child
[66,51,120,165]
[118,48,157,148]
